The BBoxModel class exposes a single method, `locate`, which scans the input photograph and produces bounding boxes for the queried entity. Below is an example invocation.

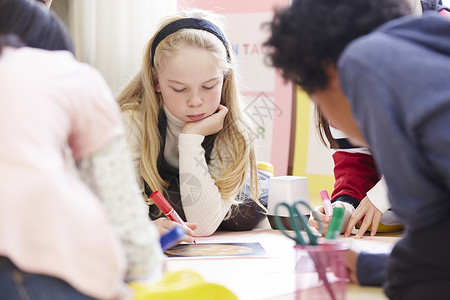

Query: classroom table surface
[165,225,402,300]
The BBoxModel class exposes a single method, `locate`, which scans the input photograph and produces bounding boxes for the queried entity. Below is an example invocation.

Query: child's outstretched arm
[121,110,201,242]
[177,135,232,236]
[348,250,389,286]
[77,136,165,281]
[178,105,236,236]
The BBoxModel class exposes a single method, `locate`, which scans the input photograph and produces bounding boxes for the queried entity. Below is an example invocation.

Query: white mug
[268,176,310,216]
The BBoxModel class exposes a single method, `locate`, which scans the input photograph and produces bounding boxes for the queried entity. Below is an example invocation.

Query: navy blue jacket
[339,13,450,299]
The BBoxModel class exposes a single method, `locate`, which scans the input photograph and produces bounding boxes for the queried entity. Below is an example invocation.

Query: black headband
[151,18,229,66]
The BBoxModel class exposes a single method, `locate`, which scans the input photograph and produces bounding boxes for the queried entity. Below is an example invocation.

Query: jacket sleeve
[357,252,389,286]
[329,127,381,207]
[366,177,390,214]
[331,150,380,205]
[77,137,164,281]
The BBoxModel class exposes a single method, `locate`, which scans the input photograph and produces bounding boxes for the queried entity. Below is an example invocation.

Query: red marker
[320,189,333,218]
[150,191,186,224]
[150,191,196,243]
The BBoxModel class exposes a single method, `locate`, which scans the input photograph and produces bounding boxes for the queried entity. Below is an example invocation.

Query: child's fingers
[370,212,382,236]
[307,218,319,229]
[344,222,354,237]
[311,206,329,222]
[308,206,331,234]
[180,223,198,238]
[345,248,360,285]
[316,206,326,214]
[312,205,326,216]
[184,222,198,231]
[308,218,329,235]
[179,234,195,244]
[217,104,228,113]
[211,105,228,121]
[355,210,374,238]
[215,106,228,122]
[344,211,363,237]
[308,214,329,235]
[153,217,176,235]
[320,222,329,235]
[181,226,194,236]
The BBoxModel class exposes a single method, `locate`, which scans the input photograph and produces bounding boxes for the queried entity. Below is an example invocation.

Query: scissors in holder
[274,200,338,300]
[273,200,322,246]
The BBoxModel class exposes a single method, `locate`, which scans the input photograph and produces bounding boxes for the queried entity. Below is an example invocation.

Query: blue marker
[160,225,186,250]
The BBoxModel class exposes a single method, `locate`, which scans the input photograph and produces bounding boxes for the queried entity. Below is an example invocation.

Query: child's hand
[345,248,360,285]
[182,105,228,136]
[308,206,330,235]
[344,196,382,238]
[153,218,198,244]
[308,201,353,235]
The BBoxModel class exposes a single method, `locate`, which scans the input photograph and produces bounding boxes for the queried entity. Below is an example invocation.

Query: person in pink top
[0,0,164,299]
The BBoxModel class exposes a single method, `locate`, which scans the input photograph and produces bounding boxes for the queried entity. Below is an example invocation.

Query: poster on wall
[177,0,293,176]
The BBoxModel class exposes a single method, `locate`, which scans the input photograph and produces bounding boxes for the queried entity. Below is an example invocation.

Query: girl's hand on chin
[182,105,228,136]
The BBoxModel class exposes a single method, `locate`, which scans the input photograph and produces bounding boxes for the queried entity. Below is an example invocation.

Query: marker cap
[150,191,171,215]
[320,189,330,200]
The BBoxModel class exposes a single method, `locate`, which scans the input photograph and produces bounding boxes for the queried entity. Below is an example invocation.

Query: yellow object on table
[257,161,274,176]
[356,222,404,233]
[129,269,238,300]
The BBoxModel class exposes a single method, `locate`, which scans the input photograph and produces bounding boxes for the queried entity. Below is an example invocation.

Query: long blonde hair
[117,9,262,207]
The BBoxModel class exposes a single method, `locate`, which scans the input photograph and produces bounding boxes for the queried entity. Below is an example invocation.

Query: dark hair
[264,0,411,94]
[421,0,442,11]
[0,0,74,54]
[315,106,339,149]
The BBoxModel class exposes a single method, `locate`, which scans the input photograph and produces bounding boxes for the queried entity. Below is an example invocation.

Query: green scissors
[274,200,322,246]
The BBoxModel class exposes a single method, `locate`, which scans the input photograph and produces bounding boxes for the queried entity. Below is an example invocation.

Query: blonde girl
[118,9,268,236]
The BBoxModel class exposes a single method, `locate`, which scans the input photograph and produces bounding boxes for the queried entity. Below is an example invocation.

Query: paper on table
[166,230,297,300]
[165,242,268,259]
[344,236,398,254]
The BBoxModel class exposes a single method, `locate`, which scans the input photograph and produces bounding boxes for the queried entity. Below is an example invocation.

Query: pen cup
[295,242,348,300]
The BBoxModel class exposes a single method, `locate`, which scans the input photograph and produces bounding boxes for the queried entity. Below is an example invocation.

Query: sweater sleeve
[366,177,390,214]
[329,127,381,206]
[331,151,380,205]
[122,110,148,202]
[178,133,233,236]
[357,252,389,286]
[76,136,164,281]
